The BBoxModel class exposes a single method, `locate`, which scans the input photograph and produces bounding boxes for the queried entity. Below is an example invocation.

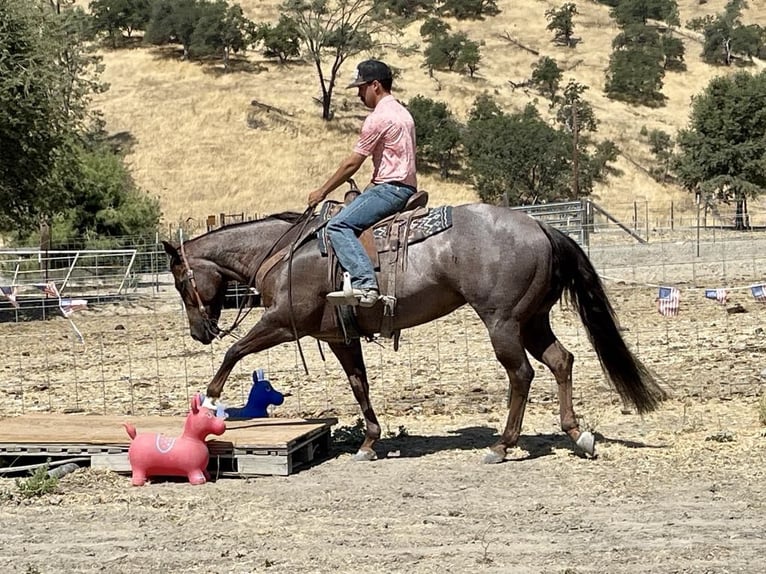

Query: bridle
[177,230,206,315]
[177,229,241,340]
[175,209,317,373]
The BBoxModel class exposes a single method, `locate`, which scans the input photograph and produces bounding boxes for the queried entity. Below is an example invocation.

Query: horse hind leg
[522,314,595,456]
[328,339,380,461]
[482,317,535,464]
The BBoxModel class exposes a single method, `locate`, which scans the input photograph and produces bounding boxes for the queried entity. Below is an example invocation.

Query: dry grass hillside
[84,0,766,225]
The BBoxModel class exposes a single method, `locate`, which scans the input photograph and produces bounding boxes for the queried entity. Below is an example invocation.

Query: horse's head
[163,240,228,344]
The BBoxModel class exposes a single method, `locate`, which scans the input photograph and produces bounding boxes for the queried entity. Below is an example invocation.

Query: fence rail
[2,202,766,418]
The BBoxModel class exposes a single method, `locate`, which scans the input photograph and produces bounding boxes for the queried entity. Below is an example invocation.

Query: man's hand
[307,189,326,208]
[308,152,365,208]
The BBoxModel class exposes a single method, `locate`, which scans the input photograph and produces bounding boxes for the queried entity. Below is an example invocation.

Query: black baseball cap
[347,60,393,88]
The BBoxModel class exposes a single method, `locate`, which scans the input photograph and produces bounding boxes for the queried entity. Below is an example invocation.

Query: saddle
[316,187,432,268]
[316,186,453,343]
[254,184,453,343]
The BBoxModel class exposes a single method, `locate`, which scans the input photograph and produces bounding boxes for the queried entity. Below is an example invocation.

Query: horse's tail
[538,222,668,413]
[123,422,137,440]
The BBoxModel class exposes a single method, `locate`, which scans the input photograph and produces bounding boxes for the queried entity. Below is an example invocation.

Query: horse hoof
[576,431,596,456]
[482,449,505,464]
[201,396,218,411]
[352,449,377,461]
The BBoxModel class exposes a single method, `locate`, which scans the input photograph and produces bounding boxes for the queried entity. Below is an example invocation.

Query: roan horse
[163,202,667,462]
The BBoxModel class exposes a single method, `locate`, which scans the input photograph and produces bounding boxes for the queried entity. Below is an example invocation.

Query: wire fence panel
[1,222,766,419]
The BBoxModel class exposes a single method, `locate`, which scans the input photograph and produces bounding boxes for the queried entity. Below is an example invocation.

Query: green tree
[189,1,255,69]
[585,139,621,184]
[464,101,571,204]
[659,33,685,70]
[612,23,684,71]
[47,144,161,247]
[555,80,597,133]
[437,0,499,20]
[89,0,152,47]
[605,0,683,107]
[1,0,159,241]
[545,2,578,47]
[463,95,616,205]
[688,0,765,66]
[644,128,674,182]
[424,31,481,76]
[554,81,607,196]
[144,0,204,59]
[455,37,481,77]
[406,96,462,178]
[419,16,450,40]
[609,0,679,27]
[530,56,563,102]
[605,39,666,106]
[612,22,662,50]
[674,70,766,229]
[282,0,406,120]
[256,16,302,63]
[376,0,434,19]
[0,0,104,233]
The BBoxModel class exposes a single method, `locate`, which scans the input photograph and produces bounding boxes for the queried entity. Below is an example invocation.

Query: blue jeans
[326,183,416,290]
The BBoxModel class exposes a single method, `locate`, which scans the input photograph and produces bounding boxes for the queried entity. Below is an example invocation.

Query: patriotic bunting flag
[60,298,88,318]
[1,281,86,343]
[9,274,766,340]
[704,288,728,305]
[657,286,680,316]
[0,285,19,308]
[751,284,766,303]
[33,281,60,298]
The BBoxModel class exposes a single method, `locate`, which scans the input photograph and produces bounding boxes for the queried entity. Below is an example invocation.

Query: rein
[286,207,316,375]
[177,210,316,374]
[206,214,307,340]
[178,229,260,341]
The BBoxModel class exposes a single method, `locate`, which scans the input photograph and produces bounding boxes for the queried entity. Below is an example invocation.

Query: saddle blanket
[318,205,453,257]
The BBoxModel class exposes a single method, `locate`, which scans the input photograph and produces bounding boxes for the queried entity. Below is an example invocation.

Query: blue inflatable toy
[224,369,286,420]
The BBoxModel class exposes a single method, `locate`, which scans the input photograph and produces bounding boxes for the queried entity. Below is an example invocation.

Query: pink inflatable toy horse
[123,394,226,486]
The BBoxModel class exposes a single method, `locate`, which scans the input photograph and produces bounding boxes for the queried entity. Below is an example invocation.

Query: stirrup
[326,272,379,307]
[326,272,358,306]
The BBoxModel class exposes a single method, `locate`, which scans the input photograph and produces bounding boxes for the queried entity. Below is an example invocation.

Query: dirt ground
[1,399,764,574]
[1,282,766,573]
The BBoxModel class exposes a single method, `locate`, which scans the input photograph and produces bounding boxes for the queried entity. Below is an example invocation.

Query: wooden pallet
[0,414,337,477]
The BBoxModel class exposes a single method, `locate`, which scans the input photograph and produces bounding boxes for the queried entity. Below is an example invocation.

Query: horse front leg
[206,317,294,399]
[328,340,380,461]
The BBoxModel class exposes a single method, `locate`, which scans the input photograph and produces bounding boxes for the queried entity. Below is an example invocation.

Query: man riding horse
[307,60,417,308]
[162,60,667,462]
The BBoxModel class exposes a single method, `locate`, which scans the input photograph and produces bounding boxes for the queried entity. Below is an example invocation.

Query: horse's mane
[267,211,305,223]
[199,211,305,238]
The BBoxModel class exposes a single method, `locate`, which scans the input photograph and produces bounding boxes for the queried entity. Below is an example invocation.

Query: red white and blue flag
[31,281,86,342]
[751,284,766,303]
[657,286,680,316]
[60,298,88,318]
[0,285,19,308]
[704,288,728,305]
[32,281,59,298]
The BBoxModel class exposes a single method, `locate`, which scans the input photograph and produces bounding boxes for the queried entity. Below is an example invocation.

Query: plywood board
[0,414,337,477]
[0,414,336,449]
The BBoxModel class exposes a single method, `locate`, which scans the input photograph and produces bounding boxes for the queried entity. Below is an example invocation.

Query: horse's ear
[191,393,201,413]
[162,240,180,262]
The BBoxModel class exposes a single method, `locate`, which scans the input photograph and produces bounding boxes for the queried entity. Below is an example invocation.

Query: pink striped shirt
[353,95,417,189]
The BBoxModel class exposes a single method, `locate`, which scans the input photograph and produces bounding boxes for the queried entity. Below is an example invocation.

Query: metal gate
[511,200,590,245]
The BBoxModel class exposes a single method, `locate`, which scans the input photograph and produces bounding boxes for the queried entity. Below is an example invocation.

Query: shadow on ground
[333,427,668,461]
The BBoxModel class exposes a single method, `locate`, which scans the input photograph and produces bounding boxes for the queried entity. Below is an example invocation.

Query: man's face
[357,80,377,108]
